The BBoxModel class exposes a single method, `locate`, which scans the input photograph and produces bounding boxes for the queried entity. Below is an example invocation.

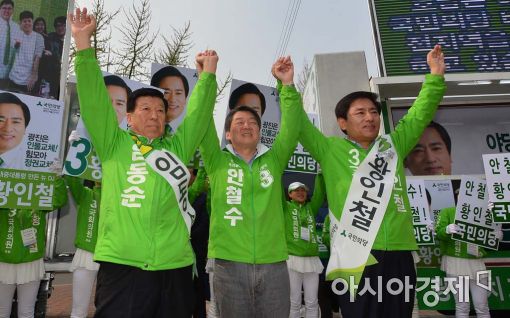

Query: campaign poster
[0,90,64,209]
[406,179,435,245]
[63,74,156,181]
[224,79,318,174]
[392,104,510,176]
[0,0,71,100]
[483,153,510,223]
[453,176,500,250]
[150,63,198,132]
[413,178,456,267]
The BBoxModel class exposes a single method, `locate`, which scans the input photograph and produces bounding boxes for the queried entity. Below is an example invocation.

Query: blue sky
[77,0,379,85]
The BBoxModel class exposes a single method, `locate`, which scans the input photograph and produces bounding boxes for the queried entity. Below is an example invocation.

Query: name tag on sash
[300,227,311,241]
[145,149,196,234]
[21,227,37,247]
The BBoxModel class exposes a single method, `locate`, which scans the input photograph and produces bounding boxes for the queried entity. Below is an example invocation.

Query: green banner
[0,169,57,210]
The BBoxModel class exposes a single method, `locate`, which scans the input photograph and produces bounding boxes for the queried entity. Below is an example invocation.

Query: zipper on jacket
[250,164,256,263]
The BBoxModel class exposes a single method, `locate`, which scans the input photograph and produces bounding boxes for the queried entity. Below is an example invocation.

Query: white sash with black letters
[145,149,196,233]
[326,135,398,286]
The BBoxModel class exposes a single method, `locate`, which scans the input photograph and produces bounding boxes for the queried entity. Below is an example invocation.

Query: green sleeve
[189,167,207,204]
[63,175,89,205]
[199,118,222,177]
[52,177,68,209]
[322,214,330,248]
[276,79,328,163]
[171,72,217,163]
[75,48,123,161]
[309,173,326,216]
[392,74,446,157]
[271,83,303,171]
[436,207,454,241]
[298,108,327,165]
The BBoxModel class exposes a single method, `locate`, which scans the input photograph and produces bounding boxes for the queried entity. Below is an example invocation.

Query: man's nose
[424,148,435,162]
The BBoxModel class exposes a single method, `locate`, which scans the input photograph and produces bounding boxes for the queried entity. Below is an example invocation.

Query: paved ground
[44,273,452,317]
[47,273,95,318]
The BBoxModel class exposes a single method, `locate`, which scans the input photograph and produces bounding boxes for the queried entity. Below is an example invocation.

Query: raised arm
[393,45,447,157]
[270,56,304,170]
[69,8,122,161]
[64,175,88,205]
[52,177,68,210]
[172,50,218,163]
[309,173,326,215]
[188,167,208,204]
[199,117,222,176]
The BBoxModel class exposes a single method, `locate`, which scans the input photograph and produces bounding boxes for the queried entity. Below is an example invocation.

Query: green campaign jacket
[75,48,217,270]
[298,74,446,251]
[65,176,101,253]
[199,84,302,264]
[436,207,486,259]
[0,177,67,263]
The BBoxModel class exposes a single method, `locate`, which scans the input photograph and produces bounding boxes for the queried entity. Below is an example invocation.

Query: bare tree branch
[91,0,120,70]
[115,0,158,80]
[216,71,232,103]
[296,59,311,93]
[155,21,193,67]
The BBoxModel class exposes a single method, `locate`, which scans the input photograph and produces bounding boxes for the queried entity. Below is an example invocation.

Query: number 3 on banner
[64,139,92,176]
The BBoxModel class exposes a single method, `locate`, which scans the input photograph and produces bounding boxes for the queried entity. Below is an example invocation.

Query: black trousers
[337,250,416,318]
[94,262,194,318]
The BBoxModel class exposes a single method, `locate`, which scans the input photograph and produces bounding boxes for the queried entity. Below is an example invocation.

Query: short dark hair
[0,0,14,8]
[0,92,30,126]
[224,105,261,133]
[33,17,47,32]
[19,10,33,21]
[104,75,132,97]
[53,16,66,27]
[335,91,382,134]
[150,66,189,97]
[427,121,452,154]
[126,88,168,113]
[228,83,266,115]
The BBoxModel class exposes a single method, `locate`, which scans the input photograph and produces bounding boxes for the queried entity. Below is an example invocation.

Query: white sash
[145,149,196,233]
[326,135,398,290]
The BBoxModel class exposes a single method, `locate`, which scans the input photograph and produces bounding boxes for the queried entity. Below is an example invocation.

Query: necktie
[3,20,10,65]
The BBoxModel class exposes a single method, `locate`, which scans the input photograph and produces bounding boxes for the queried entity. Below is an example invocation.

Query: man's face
[126,96,166,140]
[0,103,26,155]
[55,21,66,37]
[405,127,452,175]
[20,18,32,34]
[159,76,186,122]
[0,4,13,21]
[107,85,128,124]
[289,187,307,204]
[337,98,380,145]
[226,111,260,150]
[236,93,263,117]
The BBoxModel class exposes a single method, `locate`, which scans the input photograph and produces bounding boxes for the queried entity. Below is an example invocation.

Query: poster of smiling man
[0,90,64,209]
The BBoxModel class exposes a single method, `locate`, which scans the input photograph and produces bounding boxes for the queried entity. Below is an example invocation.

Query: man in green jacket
[69,8,218,317]
[298,45,446,317]
[199,56,301,317]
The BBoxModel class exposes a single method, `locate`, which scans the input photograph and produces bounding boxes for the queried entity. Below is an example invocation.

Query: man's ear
[225,131,231,142]
[126,112,133,127]
[337,117,347,132]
